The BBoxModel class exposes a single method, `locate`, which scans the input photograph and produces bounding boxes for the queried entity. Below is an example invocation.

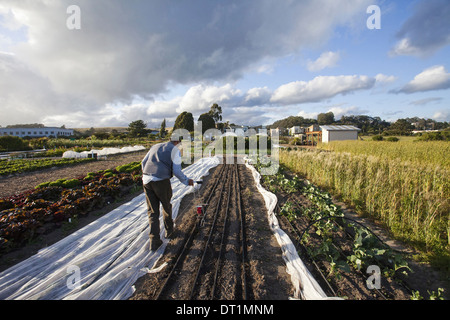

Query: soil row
[130,163,294,300]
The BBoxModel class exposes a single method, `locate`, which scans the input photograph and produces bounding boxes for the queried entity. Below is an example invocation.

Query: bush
[416,131,450,141]
[0,136,31,152]
[372,135,383,141]
[386,137,399,142]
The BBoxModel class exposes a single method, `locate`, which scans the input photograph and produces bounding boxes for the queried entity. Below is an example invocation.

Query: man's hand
[188,179,194,186]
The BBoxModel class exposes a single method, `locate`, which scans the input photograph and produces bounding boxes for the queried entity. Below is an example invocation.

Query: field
[281,140,449,271]
[0,144,448,300]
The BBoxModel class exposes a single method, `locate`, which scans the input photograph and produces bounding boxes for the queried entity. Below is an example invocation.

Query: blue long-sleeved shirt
[141,143,190,186]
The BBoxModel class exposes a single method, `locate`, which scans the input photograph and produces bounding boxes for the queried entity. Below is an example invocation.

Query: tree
[173,111,194,132]
[208,103,222,123]
[269,116,317,129]
[317,112,335,125]
[160,118,167,138]
[127,120,147,137]
[198,113,215,134]
[386,119,414,135]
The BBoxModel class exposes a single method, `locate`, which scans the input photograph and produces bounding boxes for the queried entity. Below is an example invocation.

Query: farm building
[0,127,74,138]
[305,125,361,145]
[320,125,361,143]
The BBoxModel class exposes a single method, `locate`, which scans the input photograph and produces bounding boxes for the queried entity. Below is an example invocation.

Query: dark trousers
[143,179,173,243]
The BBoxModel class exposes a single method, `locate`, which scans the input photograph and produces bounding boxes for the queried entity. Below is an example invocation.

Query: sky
[0,0,449,129]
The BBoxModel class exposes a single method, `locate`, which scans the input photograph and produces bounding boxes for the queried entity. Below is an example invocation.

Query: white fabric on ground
[0,156,220,300]
[62,146,146,159]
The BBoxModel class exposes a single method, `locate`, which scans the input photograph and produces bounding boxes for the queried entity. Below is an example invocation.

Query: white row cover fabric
[245,161,339,300]
[0,156,221,300]
[62,146,146,159]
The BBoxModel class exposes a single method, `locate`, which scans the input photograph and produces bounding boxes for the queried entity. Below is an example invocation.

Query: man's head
[170,135,182,145]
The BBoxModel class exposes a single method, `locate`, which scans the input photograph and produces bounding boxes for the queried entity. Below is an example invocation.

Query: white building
[289,126,305,136]
[270,128,286,136]
[320,125,360,143]
[0,127,74,138]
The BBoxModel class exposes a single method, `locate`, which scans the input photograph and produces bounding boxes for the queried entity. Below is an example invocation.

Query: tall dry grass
[280,146,449,261]
[319,140,449,168]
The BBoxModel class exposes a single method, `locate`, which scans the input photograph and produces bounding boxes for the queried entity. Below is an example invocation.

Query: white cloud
[270,75,376,105]
[390,38,423,57]
[327,105,368,119]
[244,87,272,105]
[395,65,450,94]
[297,110,319,119]
[375,74,397,84]
[0,0,373,127]
[433,110,450,122]
[307,51,340,72]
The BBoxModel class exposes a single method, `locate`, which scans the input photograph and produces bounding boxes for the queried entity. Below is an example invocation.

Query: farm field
[282,140,449,274]
[0,150,448,300]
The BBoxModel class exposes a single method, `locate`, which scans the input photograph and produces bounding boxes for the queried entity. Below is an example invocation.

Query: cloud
[0,0,372,127]
[327,105,369,119]
[307,51,340,72]
[270,75,376,105]
[375,74,397,84]
[409,97,443,106]
[0,52,84,125]
[244,87,272,106]
[297,110,319,120]
[394,65,450,94]
[432,110,450,122]
[390,0,450,57]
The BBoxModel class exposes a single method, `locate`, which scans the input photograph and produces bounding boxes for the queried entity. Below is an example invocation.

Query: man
[142,136,194,251]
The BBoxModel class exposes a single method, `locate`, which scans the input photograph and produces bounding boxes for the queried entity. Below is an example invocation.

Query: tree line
[269,112,449,136]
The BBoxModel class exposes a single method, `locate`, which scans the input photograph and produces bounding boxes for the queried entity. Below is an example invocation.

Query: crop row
[253,160,420,299]
[0,162,143,254]
[260,164,409,278]
[0,158,95,176]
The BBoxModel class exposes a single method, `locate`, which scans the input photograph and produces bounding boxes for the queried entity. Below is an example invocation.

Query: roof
[320,125,361,131]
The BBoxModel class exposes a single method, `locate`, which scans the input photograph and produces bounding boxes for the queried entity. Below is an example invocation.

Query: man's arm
[172,148,193,186]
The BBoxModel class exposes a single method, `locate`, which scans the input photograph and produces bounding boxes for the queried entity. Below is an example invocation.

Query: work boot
[165,227,174,240]
[149,238,163,251]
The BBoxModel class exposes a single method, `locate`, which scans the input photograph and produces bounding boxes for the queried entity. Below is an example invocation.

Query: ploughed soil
[1,152,448,300]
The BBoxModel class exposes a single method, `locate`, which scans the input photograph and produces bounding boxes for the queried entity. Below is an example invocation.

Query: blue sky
[0,0,449,128]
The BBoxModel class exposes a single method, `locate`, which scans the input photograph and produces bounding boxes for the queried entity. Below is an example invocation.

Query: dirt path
[130,163,294,300]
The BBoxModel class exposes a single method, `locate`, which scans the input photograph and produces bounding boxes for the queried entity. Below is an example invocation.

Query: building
[0,127,74,138]
[304,125,360,145]
[289,126,305,136]
[270,127,286,136]
[320,125,361,143]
